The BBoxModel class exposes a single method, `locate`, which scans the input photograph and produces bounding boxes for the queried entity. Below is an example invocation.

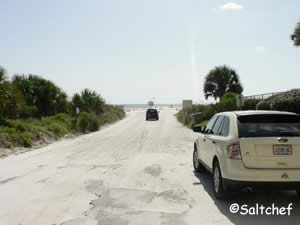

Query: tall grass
[0,106,126,149]
[0,113,73,148]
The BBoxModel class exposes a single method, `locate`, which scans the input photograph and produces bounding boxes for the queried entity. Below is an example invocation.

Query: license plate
[273,145,292,155]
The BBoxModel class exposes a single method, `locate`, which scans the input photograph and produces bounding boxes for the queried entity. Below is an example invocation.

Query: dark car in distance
[146,109,159,121]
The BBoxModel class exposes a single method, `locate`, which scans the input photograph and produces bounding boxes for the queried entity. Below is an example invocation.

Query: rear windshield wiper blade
[279,131,300,136]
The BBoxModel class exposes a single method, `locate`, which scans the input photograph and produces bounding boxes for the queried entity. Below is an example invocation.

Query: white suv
[193,110,300,199]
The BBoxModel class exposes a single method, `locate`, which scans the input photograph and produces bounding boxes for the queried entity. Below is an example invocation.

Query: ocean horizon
[123,104,182,111]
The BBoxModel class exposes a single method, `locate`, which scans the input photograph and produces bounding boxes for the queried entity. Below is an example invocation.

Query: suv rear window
[147,109,157,113]
[238,114,300,137]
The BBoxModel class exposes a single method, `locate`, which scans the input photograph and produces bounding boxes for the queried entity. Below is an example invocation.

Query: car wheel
[213,160,227,199]
[193,148,205,173]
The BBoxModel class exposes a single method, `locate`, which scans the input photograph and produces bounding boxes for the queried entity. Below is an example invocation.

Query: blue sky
[0,0,299,104]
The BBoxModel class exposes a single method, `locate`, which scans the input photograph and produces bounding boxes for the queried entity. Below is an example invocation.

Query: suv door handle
[203,138,206,142]
[212,140,216,144]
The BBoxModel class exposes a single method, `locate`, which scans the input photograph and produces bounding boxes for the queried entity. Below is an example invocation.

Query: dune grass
[0,106,125,150]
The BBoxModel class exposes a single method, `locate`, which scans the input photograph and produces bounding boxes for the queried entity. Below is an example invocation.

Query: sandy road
[0,110,299,225]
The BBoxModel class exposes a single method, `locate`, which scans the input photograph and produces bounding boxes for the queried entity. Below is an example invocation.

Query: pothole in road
[83,179,191,225]
[157,188,189,202]
[91,187,190,225]
[144,164,162,177]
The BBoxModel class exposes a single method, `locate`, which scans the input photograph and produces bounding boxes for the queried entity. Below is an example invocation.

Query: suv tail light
[227,142,241,160]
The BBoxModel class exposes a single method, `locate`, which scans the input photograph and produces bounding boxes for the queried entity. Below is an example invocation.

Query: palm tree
[12,74,68,117]
[77,89,105,115]
[204,65,243,100]
[291,22,300,46]
[0,66,6,82]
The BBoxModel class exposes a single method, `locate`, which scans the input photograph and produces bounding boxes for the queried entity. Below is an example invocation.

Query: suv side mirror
[192,125,203,133]
[206,129,214,135]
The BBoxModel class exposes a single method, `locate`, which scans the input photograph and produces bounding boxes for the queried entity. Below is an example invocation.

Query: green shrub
[0,115,73,148]
[97,105,126,127]
[0,104,125,149]
[241,99,261,110]
[88,116,100,132]
[183,112,191,126]
[21,132,32,147]
[201,105,215,121]
[0,117,10,127]
[7,120,27,132]
[217,92,238,112]
[0,127,32,148]
[78,113,89,132]
[41,113,72,129]
[51,113,73,129]
[39,113,72,137]
[20,105,38,118]
[0,127,18,147]
[71,118,78,130]
[46,123,69,137]
[103,105,126,120]
[256,100,271,110]
[28,125,51,140]
[257,89,300,113]
[176,93,240,128]
[176,104,215,127]
[176,110,191,127]
[78,112,99,133]
[0,64,126,150]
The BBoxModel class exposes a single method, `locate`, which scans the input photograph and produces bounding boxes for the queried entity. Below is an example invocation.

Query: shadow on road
[193,171,300,225]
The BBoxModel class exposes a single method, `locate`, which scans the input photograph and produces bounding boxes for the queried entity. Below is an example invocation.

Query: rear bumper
[223,179,300,191]
[221,159,300,182]
[146,115,159,120]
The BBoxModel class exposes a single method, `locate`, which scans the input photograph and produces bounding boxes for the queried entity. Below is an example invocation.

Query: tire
[193,148,205,173]
[213,160,228,199]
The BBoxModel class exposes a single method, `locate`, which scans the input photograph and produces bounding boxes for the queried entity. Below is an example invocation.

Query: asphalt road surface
[0,110,299,225]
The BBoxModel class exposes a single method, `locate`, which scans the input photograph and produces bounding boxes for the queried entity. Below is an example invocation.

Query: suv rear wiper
[279,131,300,137]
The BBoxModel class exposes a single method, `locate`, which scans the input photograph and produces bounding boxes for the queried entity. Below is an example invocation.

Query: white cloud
[255,46,266,52]
[220,2,244,11]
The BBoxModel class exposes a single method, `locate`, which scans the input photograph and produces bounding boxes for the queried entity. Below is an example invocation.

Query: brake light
[227,142,241,160]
